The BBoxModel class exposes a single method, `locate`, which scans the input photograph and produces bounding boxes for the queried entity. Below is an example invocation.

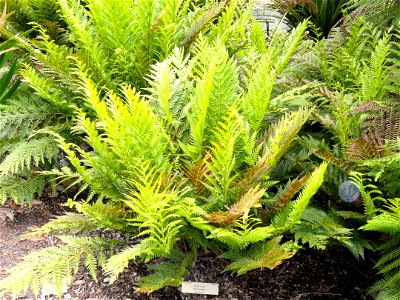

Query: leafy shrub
[273,0,351,38]
[280,18,400,200]
[347,0,400,28]
[0,0,266,206]
[286,14,400,300]
[0,20,338,297]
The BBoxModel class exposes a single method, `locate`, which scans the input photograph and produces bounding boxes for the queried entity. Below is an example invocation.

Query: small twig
[292,292,341,299]
[342,258,371,279]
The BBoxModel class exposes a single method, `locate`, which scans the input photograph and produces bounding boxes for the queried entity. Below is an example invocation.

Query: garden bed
[0,197,376,300]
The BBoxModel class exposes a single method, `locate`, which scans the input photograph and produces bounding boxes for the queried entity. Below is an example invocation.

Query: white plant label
[181,281,219,295]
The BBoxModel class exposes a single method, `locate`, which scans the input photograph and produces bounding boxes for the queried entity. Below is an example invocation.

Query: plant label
[181,281,219,295]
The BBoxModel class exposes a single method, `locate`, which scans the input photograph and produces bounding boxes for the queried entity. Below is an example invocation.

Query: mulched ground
[0,195,377,300]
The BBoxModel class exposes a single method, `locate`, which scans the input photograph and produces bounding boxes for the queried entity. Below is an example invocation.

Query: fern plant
[0,0,268,206]
[279,17,400,202]
[347,0,400,28]
[0,21,335,297]
[361,197,400,300]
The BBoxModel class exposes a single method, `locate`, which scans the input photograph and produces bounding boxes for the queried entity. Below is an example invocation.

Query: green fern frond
[240,21,307,131]
[6,26,73,86]
[137,250,195,293]
[0,236,119,298]
[361,214,400,235]
[187,41,239,159]
[24,212,98,236]
[0,137,58,176]
[361,198,400,235]
[360,31,392,102]
[204,108,243,204]
[371,282,400,300]
[207,225,276,250]
[75,73,170,171]
[20,65,72,111]
[278,162,328,230]
[0,174,46,206]
[332,210,366,220]
[286,163,327,225]
[219,237,299,275]
[104,242,158,283]
[25,0,61,23]
[360,197,400,297]
[208,0,240,40]
[25,199,133,237]
[377,248,400,275]
[239,108,312,189]
[58,0,110,85]
[54,73,172,200]
[73,200,133,232]
[294,207,353,250]
[86,0,136,53]
[125,199,185,255]
[145,58,178,129]
[369,235,400,298]
[239,50,277,132]
[270,84,314,109]
[350,171,384,218]
[272,204,293,228]
[145,48,194,142]
[0,95,63,139]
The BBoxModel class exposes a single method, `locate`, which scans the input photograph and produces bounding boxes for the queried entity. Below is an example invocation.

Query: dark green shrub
[274,0,351,38]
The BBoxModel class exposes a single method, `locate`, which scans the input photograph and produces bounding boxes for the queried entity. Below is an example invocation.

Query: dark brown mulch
[0,195,377,300]
[73,247,375,300]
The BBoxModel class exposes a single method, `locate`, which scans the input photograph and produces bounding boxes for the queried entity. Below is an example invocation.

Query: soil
[0,195,377,300]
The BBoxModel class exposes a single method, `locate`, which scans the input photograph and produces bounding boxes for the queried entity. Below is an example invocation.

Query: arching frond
[219,237,298,275]
[0,236,119,298]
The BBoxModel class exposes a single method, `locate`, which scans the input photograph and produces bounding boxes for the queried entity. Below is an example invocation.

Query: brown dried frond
[184,152,213,194]
[229,186,265,224]
[150,9,166,33]
[264,173,310,217]
[204,186,265,226]
[42,21,65,42]
[355,100,400,152]
[346,138,384,160]
[276,173,311,209]
[314,149,351,170]
[319,86,334,99]
[257,238,296,269]
[204,210,241,226]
